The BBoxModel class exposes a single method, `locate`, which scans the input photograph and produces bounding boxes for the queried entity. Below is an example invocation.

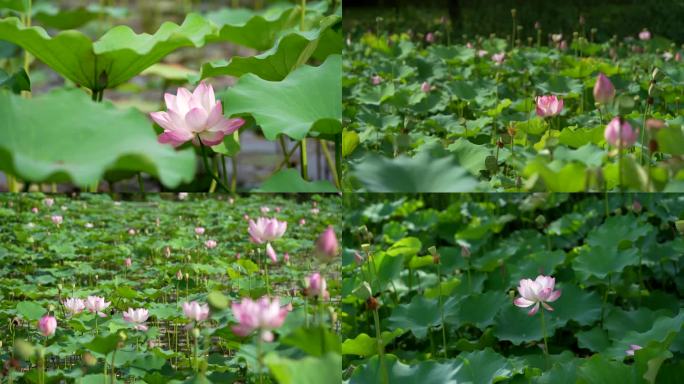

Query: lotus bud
[593,73,615,104]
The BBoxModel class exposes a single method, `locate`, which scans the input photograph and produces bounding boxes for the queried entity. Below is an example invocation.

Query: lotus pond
[342,17,684,192]
[0,0,342,193]
[341,193,684,382]
[0,193,341,383]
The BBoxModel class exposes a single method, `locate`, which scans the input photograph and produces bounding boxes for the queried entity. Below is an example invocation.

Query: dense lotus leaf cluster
[342,22,684,192]
[341,193,684,382]
[0,193,342,383]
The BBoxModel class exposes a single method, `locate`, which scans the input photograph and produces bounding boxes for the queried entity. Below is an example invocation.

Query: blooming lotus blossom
[306,272,329,300]
[260,206,270,214]
[315,225,339,259]
[248,217,287,244]
[491,52,505,65]
[205,239,217,249]
[151,82,245,147]
[421,81,431,93]
[663,52,673,61]
[535,95,563,117]
[85,296,111,317]
[477,49,488,58]
[194,227,205,235]
[283,253,290,262]
[676,52,682,62]
[551,34,563,43]
[625,344,643,356]
[231,296,289,342]
[178,192,188,200]
[182,301,210,322]
[31,207,38,213]
[275,207,281,213]
[44,198,54,207]
[425,32,435,43]
[123,308,150,331]
[51,215,63,225]
[593,73,615,104]
[371,75,382,85]
[124,257,132,268]
[639,29,651,41]
[605,117,638,148]
[38,315,57,337]
[559,40,568,51]
[514,275,562,315]
[299,218,306,226]
[311,208,320,215]
[128,228,136,235]
[243,214,250,221]
[63,298,85,315]
[266,243,278,262]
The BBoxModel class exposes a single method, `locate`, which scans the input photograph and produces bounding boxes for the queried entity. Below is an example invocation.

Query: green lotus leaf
[198,15,341,81]
[387,296,458,339]
[349,144,478,192]
[253,169,338,192]
[265,352,341,384]
[573,245,639,279]
[447,291,509,329]
[386,237,421,258]
[0,88,195,187]
[0,13,215,90]
[222,54,341,141]
[31,3,127,30]
[493,305,563,345]
[342,329,404,357]
[206,4,299,51]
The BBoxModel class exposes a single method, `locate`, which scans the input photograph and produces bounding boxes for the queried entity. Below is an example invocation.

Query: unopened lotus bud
[366,296,380,311]
[83,352,97,366]
[510,8,517,17]
[428,246,440,264]
[361,243,371,253]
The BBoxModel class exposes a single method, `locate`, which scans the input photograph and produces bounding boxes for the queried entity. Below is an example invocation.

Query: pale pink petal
[541,302,555,311]
[175,88,193,115]
[196,130,225,146]
[546,290,561,302]
[205,101,224,128]
[207,117,245,134]
[185,107,208,132]
[514,297,535,308]
[528,302,540,316]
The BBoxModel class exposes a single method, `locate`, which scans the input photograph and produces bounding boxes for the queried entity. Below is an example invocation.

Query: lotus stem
[300,138,308,180]
[198,139,230,193]
[320,140,340,188]
[437,263,447,359]
[230,156,237,193]
[540,308,549,368]
[300,0,306,31]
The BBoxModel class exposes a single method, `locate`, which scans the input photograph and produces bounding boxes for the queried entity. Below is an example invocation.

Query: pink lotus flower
[194,227,205,235]
[535,95,563,117]
[593,73,616,104]
[421,81,431,93]
[315,225,339,260]
[266,243,278,262]
[151,82,245,147]
[85,296,111,317]
[63,298,85,315]
[31,207,38,213]
[44,198,54,207]
[128,228,136,235]
[625,344,643,356]
[299,218,306,226]
[260,206,270,214]
[124,257,132,268]
[176,270,184,281]
[676,52,682,62]
[248,217,287,244]
[243,214,250,221]
[559,40,568,51]
[183,301,210,322]
[283,252,290,262]
[51,215,63,225]
[513,275,562,315]
[477,49,488,58]
[235,252,241,259]
[275,207,281,213]
[205,239,217,249]
[306,272,329,300]
[491,52,505,65]
[605,117,638,148]
[371,75,382,85]
[425,32,435,43]
[639,30,651,41]
[231,296,289,342]
[123,308,149,331]
[38,315,57,337]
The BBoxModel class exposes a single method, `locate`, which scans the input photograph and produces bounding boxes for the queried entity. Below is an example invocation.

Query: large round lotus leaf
[573,245,639,280]
[350,349,512,384]
[222,54,341,141]
[350,144,478,192]
[0,88,195,187]
[493,305,563,345]
[0,13,215,89]
[206,5,299,51]
[265,352,341,384]
[198,15,341,82]
[30,3,127,30]
[448,291,509,329]
[386,295,458,339]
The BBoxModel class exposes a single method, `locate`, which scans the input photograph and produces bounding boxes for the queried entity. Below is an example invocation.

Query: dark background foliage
[344,0,684,43]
